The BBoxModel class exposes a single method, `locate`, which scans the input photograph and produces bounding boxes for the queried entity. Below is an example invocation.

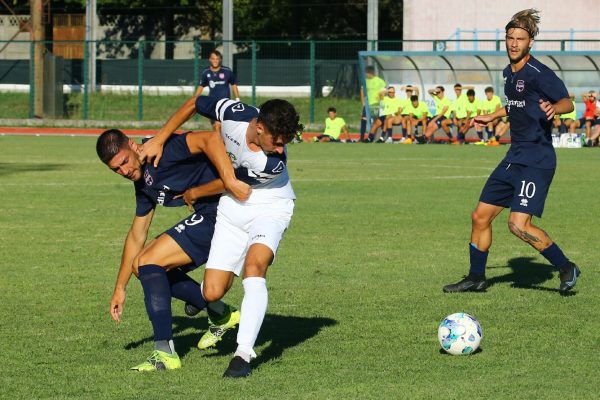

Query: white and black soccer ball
[438,312,482,355]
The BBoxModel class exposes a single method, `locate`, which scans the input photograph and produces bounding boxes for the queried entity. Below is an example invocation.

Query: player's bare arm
[110,210,154,323]
[186,132,251,201]
[474,106,507,125]
[175,179,227,211]
[539,98,573,121]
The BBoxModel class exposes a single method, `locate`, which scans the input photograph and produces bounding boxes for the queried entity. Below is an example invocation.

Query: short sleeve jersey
[452,94,469,119]
[482,95,502,115]
[195,97,295,204]
[502,56,569,169]
[434,96,452,118]
[324,117,346,139]
[399,98,412,115]
[381,96,403,116]
[199,66,237,100]
[366,76,387,106]
[464,99,480,118]
[405,101,431,119]
[134,133,220,216]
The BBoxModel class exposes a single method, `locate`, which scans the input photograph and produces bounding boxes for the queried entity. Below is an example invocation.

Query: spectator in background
[404,95,431,144]
[378,86,403,143]
[569,91,596,139]
[423,86,453,143]
[481,87,503,143]
[553,93,576,134]
[451,83,475,144]
[313,107,350,142]
[360,66,387,142]
[459,89,482,144]
[194,50,241,133]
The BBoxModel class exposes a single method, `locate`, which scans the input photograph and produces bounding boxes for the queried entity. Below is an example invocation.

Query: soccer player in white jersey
[142,96,302,378]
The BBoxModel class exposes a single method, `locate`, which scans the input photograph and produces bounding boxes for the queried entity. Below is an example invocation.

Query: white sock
[235,277,268,360]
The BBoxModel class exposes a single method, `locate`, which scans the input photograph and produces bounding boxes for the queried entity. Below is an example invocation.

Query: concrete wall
[404,0,600,42]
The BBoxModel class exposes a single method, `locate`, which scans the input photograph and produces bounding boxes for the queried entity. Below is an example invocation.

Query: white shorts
[205,196,294,276]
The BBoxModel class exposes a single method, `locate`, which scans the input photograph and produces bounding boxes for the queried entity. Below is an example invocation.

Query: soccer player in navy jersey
[443,9,581,294]
[194,50,241,132]
[142,96,302,378]
[97,129,250,371]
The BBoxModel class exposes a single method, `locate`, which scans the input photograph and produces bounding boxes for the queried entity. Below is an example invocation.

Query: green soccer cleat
[130,350,181,372]
[197,309,241,350]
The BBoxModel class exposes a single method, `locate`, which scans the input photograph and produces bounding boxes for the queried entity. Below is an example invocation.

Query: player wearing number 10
[443,9,581,294]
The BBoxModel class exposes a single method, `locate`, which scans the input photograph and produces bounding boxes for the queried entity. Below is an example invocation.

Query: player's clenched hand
[175,188,200,212]
[110,289,126,323]
[226,179,252,202]
[139,137,165,167]
[539,99,555,120]
[472,115,492,131]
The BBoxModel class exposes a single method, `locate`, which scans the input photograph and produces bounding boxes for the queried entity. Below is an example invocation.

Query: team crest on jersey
[219,73,225,79]
[271,160,285,174]
[232,103,245,113]
[516,80,525,92]
[144,170,153,186]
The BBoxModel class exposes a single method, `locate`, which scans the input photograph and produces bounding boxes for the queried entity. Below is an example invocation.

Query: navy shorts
[434,116,447,128]
[479,161,555,217]
[163,208,217,272]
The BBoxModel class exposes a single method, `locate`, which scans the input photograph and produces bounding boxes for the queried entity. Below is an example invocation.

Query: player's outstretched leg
[131,264,181,371]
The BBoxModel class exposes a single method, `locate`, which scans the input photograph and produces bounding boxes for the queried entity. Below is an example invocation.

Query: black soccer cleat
[223,356,252,378]
[184,302,202,317]
[443,274,488,293]
[559,262,581,293]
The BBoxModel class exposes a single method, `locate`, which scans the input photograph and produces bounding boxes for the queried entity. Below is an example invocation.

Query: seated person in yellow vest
[480,86,504,145]
[451,83,475,144]
[360,66,387,142]
[384,85,419,142]
[457,89,483,144]
[423,86,453,143]
[313,107,350,142]
[404,95,432,144]
[369,86,402,143]
[553,93,575,135]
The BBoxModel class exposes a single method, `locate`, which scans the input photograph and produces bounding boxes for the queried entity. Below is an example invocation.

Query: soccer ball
[438,313,482,355]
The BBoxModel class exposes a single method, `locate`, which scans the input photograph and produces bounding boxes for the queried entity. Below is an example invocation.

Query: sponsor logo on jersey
[506,98,526,112]
[271,160,285,174]
[232,103,245,113]
[224,133,240,146]
[144,170,153,186]
[519,198,528,207]
[516,80,525,92]
[157,185,170,206]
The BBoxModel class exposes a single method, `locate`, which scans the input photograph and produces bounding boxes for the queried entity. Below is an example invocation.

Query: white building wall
[404,0,600,49]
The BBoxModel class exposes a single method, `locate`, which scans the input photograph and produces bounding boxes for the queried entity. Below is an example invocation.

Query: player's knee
[471,210,491,228]
[202,283,226,302]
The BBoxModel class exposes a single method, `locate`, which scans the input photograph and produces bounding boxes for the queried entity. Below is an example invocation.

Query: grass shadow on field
[124,314,338,365]
[0,162,68,177]
[487,256,565,293]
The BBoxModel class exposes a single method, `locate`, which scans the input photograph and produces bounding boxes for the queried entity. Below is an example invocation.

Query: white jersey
[195,96,295,204]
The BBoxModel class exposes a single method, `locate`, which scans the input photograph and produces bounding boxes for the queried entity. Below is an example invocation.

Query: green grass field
[1,136,598,399]
[0,93,362,131]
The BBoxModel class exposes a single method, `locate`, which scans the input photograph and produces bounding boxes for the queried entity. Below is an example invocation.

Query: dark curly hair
[96,129,129,164]
[257,99,304,144]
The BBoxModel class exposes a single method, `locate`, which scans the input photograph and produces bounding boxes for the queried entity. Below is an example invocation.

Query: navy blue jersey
[503,56,569,169]
[134,133,220,216]
[199,66,237,100]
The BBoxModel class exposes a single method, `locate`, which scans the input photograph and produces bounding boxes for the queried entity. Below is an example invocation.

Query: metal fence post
[83,40,89,120]
[137,40,144,121]
[251,40,257,106]
[29,41,35,118]
[309,40,315,125]
[193,39,200,93]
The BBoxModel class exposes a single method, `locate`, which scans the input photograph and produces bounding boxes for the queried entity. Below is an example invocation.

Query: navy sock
[469,243,488,277]
[138,265,173,342]
[360,119,367,137]
[368,133,375,141]
[386,128,392,138]
[402,127,407,136]
[540,243,569,269]
[477,130,483,140]
[495,135,500,141]
[486,127,493,136]
[458,132,465,142]
[167,268,208,311]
